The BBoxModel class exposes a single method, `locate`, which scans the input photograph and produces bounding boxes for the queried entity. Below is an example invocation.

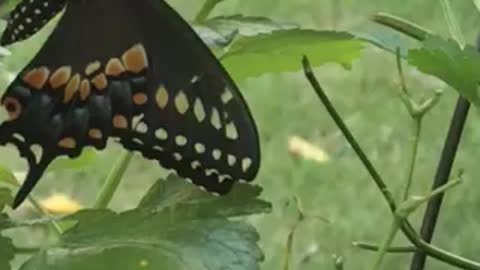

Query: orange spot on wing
[23,67,50,90]
[64,74,80,103]
[122,44,149,73]
[112,114,128,129]
[58,137,77,149]
[88,128,103,139]
[133,93,148,105]
[79,79,91,101]
[105,58,125,77]
[91,73,108,90]
[49,66,72,89]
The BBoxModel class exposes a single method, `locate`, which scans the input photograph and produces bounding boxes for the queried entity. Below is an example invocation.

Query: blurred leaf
[204,15,296,37]
[0,165,18,188]
[0,214,10,230]
[0,0,20,17]
[0,235,14,270]
[194,24,235,49]
[0,46,10,57]
[0,188,12,212]
[139,174,271,217]
[408,35,480,105]
[20,175,270,270]
[47,148,97,172]
[222,30,364,80]
[351,23,420,57]
[474,0,480,13]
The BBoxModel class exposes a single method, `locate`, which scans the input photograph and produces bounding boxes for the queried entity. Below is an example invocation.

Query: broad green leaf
[0,188,12,212]
[222,30,364,80]
[0,46,10,57]
[138,174,271,217]
[474,0,480,13]
[0,166,18,188]
[0,235,14,270]
[408,35,480,105]
[204,15,296,37]
[194,25,235,49]
[21,175,270,270]
[47,148,97,172]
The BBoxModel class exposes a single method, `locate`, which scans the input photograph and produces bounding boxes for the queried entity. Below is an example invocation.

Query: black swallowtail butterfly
[0,0,260,208]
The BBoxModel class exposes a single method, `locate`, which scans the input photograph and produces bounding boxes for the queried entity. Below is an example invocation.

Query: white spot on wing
[210,107,222,130]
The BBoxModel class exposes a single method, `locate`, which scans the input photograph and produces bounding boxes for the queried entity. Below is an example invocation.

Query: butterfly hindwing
[1,0,67,46]
[0,0,260,207]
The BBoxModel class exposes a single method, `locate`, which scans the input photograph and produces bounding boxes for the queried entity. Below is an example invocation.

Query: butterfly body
[0,0,260,207]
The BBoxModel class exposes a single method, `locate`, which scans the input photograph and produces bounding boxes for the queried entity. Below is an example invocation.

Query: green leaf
[222,30,364,80]
[0,235,14,270]
[21,175,270,270]
[0,166,18,188]
[204,15,296,37]
[47,148,97,172]
[0,46,10,57]
[474,0,480,13]
[138,174,271,217]
[408,35,480,105]
[0,188,12,212]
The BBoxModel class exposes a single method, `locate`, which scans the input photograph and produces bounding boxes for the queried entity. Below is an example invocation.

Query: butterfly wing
[1,0,67,45]
[0,0,260,207]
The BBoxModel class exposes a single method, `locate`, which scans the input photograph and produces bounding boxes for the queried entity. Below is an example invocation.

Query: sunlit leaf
[222,30,364,80]
[474,0,480,13]
[204,15,296,37]
[20,175,271,270]
[408,35,480,105]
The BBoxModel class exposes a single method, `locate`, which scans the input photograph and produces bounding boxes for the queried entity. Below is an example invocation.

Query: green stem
[93,151,133,209]
[14,246,41,255]
[370,218,401,270]
[403,118,421,200]
[353,241,416,253]
[371,12,433,41]
[303,56,480,270]
[195,0,223,23]
[302,56,397,213]
[440,0,465,47]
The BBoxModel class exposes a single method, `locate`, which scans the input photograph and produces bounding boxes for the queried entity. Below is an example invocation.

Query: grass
[2,0,480,269]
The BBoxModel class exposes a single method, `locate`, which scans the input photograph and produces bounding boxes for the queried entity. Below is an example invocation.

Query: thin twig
[353,241,416,253]
[302,56,480,270]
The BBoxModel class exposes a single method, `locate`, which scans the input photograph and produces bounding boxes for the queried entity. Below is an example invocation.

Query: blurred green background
[2,0,480,269]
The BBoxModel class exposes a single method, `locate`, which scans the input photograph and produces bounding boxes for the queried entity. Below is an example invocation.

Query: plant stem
[302,57,397,213]
[440,0,465,47]
[353,241,416,253]
[93,151,133,209]
[303,56,480,270]
[403,118,421,200]
[27,195,63,237]
[371,13,432,41]
[14,246,41,255]
[371,218,401,270]
[195,0,223,23]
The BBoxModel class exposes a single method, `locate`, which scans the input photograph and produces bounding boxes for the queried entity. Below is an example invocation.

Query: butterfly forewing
[1,0,67,46]
[0,0,260,207]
